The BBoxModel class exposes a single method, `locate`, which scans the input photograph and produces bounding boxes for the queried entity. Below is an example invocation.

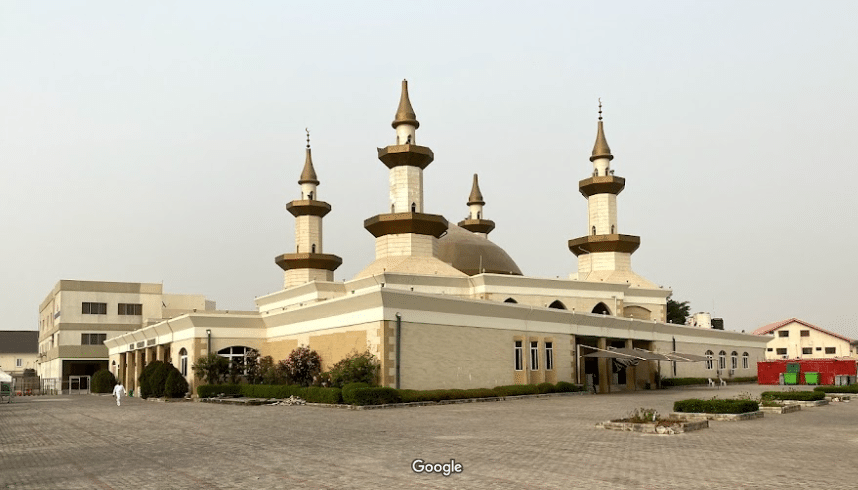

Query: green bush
[661,376,759,387]
[278,346,322,387]
[304,387,342,404]
[398,388,499,403]
[149,362,170,398]
[554,381,583,393]
[192,354,230,385]
[326,350,380,387]
[493,384,540,396]
[92,369,117,394]
[342,382,371,404]
[138,361,168,399]
[350,387,401,406]
[814,384,858,394]
[536,382,555,394]
[197,384,242,398]
[761,390,825,401]
[164,367,189,398]
[673,398,759,413]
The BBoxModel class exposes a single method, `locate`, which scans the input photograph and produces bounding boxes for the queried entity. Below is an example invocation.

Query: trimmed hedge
[399,388,499,403]
[761,390,825,401]
[537,382,555,394]
[303,387,342,404]
[554,381,582,393]
[673,398,759,414]
[197,384,242,398]
[814,384,858,394]
[493,384,540,396]
[350,387,401,406]
[341,382,371,405]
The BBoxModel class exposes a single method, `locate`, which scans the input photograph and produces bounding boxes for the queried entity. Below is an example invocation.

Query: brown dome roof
[437,223,522,276]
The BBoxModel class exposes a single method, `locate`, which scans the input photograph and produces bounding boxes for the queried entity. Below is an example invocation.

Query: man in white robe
[112,382,126,406]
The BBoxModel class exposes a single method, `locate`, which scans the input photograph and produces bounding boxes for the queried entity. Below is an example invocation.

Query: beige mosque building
[99,80,767,395]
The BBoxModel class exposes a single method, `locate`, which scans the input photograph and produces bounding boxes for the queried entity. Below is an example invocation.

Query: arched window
[391,204,395,213]
[477,211,481,219]
[411,202,416,212]
[504,298,518,304]
[311,244,316,253]
[705,350,714,370]
[731,351,738,369]
[718,350,726,370]
[179,348,188,376]
[742,352,749,369]
[548,300,567,310]
[611,225,615,234]
[592,226,596,236]
[591,302,611,315]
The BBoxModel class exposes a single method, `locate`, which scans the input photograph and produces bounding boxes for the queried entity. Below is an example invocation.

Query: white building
[752,318,857,360]
[99,81,768,395]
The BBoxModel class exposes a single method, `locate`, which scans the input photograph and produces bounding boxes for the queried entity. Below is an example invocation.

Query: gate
[68,375,91,395]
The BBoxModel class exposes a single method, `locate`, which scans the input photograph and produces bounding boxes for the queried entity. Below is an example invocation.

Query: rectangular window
[800,330,810,337]
[816,347,822,351]
[776,348,787,355]
[742,356,749,369]
[731,356,738,369]
[778,331,789,337]
[802,347,812,355]
[81,333,107,345]
[545,342,553,370]
[766,347,773,352]
[514,341,523,371]
[825,347,836,354]
[82,302,107,315]
[16,358,22,367]
[530,341,539,370]
[118,303,143,315]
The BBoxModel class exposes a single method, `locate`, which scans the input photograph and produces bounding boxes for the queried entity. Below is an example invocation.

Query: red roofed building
[752,318,857,360]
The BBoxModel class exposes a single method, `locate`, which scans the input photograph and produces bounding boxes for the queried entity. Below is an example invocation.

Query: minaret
[275,131,342,288]
[568,101,641,278]
[363,80,449,259]
[458,174,495,238]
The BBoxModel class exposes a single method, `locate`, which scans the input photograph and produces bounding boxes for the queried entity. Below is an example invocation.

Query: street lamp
[206,330,211,356]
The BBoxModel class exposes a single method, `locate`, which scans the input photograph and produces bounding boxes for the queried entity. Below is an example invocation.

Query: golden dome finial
[392,79,420,129]
[590,98,613,162]
[299,129,319,185]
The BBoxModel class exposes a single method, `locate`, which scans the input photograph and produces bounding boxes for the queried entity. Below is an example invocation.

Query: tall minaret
[568,101,640,278]
[363,80,449,260]
[458,174,495,238]
[275,131,342,288]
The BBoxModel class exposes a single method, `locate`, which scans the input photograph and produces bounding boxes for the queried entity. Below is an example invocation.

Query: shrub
[165,366,189,398]
[197,384,242,398]
[278,346,322,387]
[304,387,342,404]
[398,389,499,403]
[149,362,170,398]
[138,360,168,399]
[350,387,401,406]
[240,384,302,399]
[493,384,540,397]
[326,350,380,387]
[673,398,759,414]
[536,382,555,394]
[342,382,371,405]
[244,349,262,384]
[258,356,280,385]
[192,354,230,385]
[814,384,858,394]
[761,390,825,401]
[92,369,117,394]
[554,381,582,393]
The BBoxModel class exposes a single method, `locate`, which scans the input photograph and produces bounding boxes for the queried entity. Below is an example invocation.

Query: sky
[2,1,857,338]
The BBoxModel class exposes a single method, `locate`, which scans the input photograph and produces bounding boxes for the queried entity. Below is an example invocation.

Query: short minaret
[275,131,342,288]
[363,80,449,259]
[458,174,495,238]
[568,101,641,278]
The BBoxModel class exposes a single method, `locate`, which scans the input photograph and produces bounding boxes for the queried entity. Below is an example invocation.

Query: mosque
[105,80,768,394]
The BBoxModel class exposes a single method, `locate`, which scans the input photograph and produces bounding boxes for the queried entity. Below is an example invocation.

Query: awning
[664,352,710,362]
[581,347,668,361]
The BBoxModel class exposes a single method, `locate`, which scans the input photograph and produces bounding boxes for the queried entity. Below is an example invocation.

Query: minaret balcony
[377,144,434,169]
[568,234,640,255]
[275,252,342,272]
[578,176,625,198]
[364,212,448,238]
[286,200,332,218]
[457,218,496,235]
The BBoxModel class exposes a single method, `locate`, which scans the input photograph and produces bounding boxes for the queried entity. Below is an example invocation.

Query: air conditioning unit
[781,355,789,359]
[729,369,735,375]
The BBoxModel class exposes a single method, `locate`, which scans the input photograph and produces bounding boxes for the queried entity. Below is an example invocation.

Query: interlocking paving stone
[2,385,858,489]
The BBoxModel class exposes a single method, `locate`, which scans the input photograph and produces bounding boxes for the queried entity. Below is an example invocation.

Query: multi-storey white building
[37,280,215,393]
[752,318,857,360]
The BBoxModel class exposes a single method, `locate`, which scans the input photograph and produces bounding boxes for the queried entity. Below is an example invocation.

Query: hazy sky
[2,1,857,338]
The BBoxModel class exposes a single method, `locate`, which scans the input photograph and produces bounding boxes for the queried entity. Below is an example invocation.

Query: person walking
[112,381,126,407]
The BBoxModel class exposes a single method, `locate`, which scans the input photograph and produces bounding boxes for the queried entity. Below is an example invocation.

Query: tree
[164,366,190,398]
[278,346,322,387]
[244,349,262,384]
[326,350,380,387]
[666,295,691,324]
[192,354,229,385]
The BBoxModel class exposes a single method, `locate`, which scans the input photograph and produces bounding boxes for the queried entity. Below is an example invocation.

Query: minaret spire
[459,173,495,237]
[392,79,419,129]
[590,99,613,163]
[299,128,319,186]
[275,132,342,288]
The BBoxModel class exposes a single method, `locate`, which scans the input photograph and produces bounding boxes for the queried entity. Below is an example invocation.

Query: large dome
[437,223,522,276]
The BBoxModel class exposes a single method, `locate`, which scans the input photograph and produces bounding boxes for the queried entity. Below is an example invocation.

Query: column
[625,339,636,391]
[597,337,610,394]
[156,345,166,362]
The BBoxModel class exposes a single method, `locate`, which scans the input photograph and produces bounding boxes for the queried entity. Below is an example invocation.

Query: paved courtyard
[2,385,858,489]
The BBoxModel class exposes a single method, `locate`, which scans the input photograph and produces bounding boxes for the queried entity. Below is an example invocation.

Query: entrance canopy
[582,347,669,361]
[0,369,11,383]
[663,352,710,362]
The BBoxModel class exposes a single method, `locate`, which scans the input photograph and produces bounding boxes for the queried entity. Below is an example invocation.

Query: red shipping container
[756,359,857,385]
